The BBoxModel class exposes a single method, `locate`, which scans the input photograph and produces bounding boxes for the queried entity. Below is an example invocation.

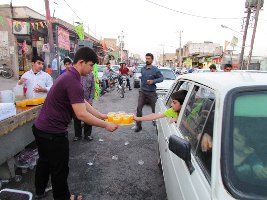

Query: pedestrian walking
[32,47,119,200]
[18,56,53,99]
[73,72,95,141]
[134,53,163,132]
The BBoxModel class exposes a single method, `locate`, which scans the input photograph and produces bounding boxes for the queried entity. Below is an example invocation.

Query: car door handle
[165,137,169,144]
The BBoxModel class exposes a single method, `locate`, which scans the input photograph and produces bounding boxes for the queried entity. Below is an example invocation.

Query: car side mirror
[139,76,142,79]
[169,135,195,174]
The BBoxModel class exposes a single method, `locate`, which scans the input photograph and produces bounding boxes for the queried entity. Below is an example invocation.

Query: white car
[97,65,106,82]
[192,68,211,73]
[111,65,120,74]
[156,72,267,200]
[180,67,188,74]
[156,68,176,95]
[133,66,144,88]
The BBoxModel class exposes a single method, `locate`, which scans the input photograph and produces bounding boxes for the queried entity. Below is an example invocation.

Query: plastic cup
[16,101,26,108]
[128,113,134,123]
[107,112,116,122]
[20,101,27,108]
[113,116,122,124]
[122,115,131,124]
[40,97,45,104]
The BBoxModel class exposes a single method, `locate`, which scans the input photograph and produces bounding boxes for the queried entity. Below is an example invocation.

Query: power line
[145,0,242,20]
[61,0,96,37]
[62,0,82,21]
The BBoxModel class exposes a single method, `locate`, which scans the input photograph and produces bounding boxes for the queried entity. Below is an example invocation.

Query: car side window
[179,85,215,177]
[166,81,192,107]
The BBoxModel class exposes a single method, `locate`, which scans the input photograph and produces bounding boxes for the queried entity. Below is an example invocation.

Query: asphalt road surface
[1,85,167,200]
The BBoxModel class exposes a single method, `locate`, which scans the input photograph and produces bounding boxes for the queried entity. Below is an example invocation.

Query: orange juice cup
[128,113,134,123]
[118,111,126,115]
[122,115,131,124]
[40,97,46,104]
[16,101,27,107]
[113,116,122,124]
[107,112,116,122]
[20,101,27,108]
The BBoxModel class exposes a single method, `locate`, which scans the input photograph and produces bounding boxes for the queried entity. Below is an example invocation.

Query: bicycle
[0,64,14,79]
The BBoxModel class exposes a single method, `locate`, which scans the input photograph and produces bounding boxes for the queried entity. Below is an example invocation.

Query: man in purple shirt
[33,47,119,200]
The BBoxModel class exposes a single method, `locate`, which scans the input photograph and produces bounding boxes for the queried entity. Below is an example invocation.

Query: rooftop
[180,72,267,93]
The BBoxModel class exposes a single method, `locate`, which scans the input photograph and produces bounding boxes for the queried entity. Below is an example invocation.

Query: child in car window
[134,90,187,124]
[234,126,267,181]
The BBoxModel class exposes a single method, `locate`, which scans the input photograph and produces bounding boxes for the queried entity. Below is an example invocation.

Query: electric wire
[61,0,96,37]
[145,0,243,20]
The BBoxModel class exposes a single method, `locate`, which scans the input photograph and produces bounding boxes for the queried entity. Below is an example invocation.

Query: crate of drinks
[106,112,134,125]
[25,106,41,122]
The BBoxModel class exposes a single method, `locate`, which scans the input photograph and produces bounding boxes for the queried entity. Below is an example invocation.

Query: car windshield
[159,69,176,80]
[137,67,142,73]
[98,65,106,72]
[112,65,119,71]
[226,92,267,198]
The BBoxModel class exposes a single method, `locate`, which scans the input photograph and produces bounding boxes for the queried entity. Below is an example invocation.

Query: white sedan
[156,68,177,95]
[156,72,267,200]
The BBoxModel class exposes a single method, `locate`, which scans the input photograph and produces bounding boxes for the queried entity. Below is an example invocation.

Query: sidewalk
[0,77,18,91]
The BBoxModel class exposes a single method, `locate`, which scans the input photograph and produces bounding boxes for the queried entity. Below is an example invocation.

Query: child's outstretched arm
[134,113,165,121]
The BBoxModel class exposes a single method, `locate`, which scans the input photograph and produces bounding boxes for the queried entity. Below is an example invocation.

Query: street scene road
[1,0,267,199]
[2,82,167,200]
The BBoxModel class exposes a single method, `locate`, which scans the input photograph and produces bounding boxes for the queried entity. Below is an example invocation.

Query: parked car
[175,67,182,74]
[232,70,267,73]
[97,65,106,81]
[156,72,267,200]
[192,68,211,73]
[133,66,143,88]
[180,67,188,74]
[156,68,176,95]
[111,65,120,74]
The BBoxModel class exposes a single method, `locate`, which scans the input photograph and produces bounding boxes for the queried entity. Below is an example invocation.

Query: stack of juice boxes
[107,111,134,125]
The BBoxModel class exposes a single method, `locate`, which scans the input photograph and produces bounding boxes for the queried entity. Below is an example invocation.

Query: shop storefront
[16,21,48,76]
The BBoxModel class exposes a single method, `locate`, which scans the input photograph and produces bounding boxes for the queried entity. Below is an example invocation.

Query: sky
[2,0,267,59]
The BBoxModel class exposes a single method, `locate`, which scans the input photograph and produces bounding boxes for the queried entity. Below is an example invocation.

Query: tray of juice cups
[107,111,134,125]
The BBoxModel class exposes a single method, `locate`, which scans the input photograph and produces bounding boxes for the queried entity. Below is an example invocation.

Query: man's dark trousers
[33,125,70,200]
[73,117,92,137]
[136,90,157,128]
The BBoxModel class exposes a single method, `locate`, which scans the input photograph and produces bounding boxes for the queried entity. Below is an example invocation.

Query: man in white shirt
[51,55,60,80]
[18,56,53,99]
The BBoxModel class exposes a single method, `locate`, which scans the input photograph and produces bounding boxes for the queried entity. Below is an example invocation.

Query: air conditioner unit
[13,22,29,35]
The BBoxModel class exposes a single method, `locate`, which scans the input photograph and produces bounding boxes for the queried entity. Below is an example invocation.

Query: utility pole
[239,8,251,70]
[118,31,124,62]
[163,47,165,66]
[178,31,183,67]
[44,0,55,68]
[247,0,262,69]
